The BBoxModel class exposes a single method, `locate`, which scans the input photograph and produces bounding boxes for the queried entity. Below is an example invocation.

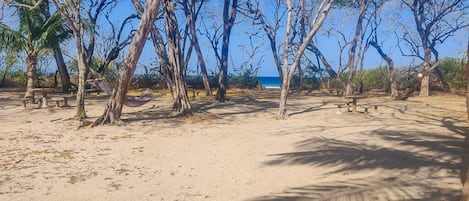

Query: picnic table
[31,88,54,108]
[345,95,366,113]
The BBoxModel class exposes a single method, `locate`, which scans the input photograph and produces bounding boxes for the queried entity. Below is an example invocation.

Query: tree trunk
[75,51,89,119]
[369,40,398,98]
[278,0,293,119]
[216,0,238,102]
[466,37,469,124]
[24,50,37,99]
[462,37,469,201]
[42,0,71,93]
[52,47,71,93]
[149,27,175,98]
[278,0,333,119]
[345,0,367,96]
[308,44,337,78]
[184,0,212,96]
[163,0,191,113]
[94,0,161,125]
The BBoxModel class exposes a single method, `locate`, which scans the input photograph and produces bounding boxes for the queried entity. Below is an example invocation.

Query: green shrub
[438,57,466,92]
[228,72,259,89]
[358,67,390,91]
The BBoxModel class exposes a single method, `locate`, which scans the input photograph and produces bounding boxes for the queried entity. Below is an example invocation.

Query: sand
[0,88,468,201]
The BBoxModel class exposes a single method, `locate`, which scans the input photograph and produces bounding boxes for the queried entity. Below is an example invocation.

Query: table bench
[360,105,373,114]
[345,95,366,113]
[360,104,380,114]
[334,102,352,113]
[50,96,71,108]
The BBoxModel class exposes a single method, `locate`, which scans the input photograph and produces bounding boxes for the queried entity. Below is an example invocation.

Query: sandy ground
[0,88,468,201]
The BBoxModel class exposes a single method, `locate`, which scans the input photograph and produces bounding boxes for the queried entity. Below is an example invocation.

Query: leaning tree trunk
[94,0,161,125]
[463,37,469,201]
[24,50,37,99]
[52,47,71,93]
[369,40,398,98]
[308,43,337,78]
[278,0,332,119]
[466,37,469,124]
[216,0,238,102]
[163,0,191,114]
[344,0,367,96]
[186,0,212,96]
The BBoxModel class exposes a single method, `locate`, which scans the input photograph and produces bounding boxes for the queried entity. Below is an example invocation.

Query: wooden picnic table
[345,95,366,113]
[31,88,54,108]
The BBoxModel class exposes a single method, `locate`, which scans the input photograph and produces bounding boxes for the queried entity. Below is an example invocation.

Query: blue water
[258,76,281,89]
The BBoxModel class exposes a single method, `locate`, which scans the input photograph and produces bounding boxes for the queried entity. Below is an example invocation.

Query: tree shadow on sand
[251,127,467,201]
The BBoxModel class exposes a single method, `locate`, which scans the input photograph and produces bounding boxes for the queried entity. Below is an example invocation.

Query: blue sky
[133,1,468,77]
[2,1,467,77]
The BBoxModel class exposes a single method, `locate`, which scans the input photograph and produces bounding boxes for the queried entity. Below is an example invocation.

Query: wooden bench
[334,102,351,113]
[360,105,373,114]
[370,104,380,113]
[86,88,101,95]
[50,96,71,108]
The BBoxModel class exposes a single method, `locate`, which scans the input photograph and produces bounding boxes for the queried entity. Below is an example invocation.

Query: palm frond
[0,23,27,51]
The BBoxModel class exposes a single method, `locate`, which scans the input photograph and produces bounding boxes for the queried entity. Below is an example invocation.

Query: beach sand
[0,88,467,201]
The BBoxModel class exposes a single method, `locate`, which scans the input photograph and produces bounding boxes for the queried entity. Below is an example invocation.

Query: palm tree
[0,0,68,98]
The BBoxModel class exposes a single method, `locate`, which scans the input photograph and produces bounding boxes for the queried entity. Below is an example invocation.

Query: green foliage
[359,66,391,91]
[131,65,165,89]
[438,57,467,93]
[229,72,259,89]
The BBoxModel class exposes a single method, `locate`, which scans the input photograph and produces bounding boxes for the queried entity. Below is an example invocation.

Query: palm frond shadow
[248,177,460,201]
[258,129,465,201]
[264,129,462,173]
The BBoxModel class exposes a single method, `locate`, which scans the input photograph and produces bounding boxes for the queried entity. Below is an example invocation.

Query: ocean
[258,76,281,89]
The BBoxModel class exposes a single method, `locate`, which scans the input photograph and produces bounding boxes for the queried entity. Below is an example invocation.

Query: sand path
[0,89,467,200]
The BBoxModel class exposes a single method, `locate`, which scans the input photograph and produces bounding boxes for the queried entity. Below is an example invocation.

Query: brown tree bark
[216,0,238,102]
[24,43,37,99]
[94,0,161,125]
[52,47,71,93]
[162,0,191,113]
[462,36,469,201]
[42,0,71,93]
[467,37,469,124]
[51,0,110,119]
[183,0,212,96]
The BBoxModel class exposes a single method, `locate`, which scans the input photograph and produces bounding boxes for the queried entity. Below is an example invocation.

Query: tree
[462,34,469,201]
[400,0,468,97]
[0,50,18,87]
[278,0,333,119]
[97,11,138,75]
[467,36,469,124]
[216,0,238,102]
[41,0,71,93]
[94,0,161,125]
[344,0,369,96]
[241,0,285,82]
[367,0,398,98]
[162,0,192,113]
[50,0,114,119]
[0,0,66,98]
[182,0,213,96]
